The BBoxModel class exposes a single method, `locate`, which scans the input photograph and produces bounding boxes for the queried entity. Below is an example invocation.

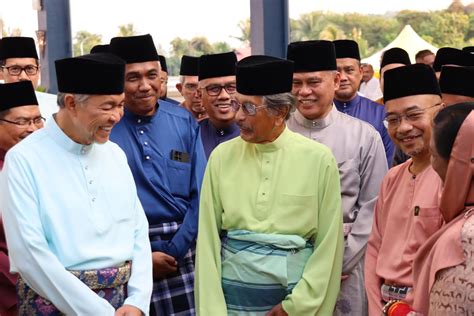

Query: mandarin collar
[334,94,361,111]
[293,104,336,129]
[45,116,94,156]
[123,102,159,124]
[254,126,292,153]
[206,119,239,136]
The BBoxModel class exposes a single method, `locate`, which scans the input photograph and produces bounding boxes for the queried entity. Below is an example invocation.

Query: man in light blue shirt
[0,53,152,315]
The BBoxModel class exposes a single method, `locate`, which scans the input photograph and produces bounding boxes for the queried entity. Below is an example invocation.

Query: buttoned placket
[136,118,152,163]
[79,146,107,233]
[255,152,273,220]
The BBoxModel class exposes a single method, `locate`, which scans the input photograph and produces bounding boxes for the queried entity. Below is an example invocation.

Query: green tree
[234,19,250,43]
[418,12,469,47]
[190,37,213,55]
[290,12,328,42]
[73,31,102,56]
[118,23,136,37]
[212,41,232,53]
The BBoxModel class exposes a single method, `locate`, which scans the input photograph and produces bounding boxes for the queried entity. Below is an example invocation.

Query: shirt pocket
[410,206,443,251]
[165,158,192,198]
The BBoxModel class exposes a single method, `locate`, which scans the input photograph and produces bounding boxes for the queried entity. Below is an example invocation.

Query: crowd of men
[0,33,473,316]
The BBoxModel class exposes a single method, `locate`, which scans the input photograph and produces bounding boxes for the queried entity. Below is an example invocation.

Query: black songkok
[236,55,293,96]
[90,44,110,54]
[384,64,441,102]
[55,53,125,94]
[433,47,464,72]
[198,52,237,80]
[0,37,39,60]
[380,48,411,69]
[179,55,199,76]
[0,81,39,112]
[109,34,159,64]
[158,55,168,73]
[333,39,361,60]
[287,40,337,72]
[439,66,474,97]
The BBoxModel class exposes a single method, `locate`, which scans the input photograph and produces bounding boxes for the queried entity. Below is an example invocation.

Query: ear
[334,72,341,90]
[63,94,78,114]
[176,83,183,93]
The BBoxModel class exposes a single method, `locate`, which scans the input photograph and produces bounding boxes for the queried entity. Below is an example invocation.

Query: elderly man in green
[195,55,344,315]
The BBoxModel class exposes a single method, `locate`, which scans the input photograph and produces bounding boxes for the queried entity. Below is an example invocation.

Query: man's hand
[341,274,350,281]
[152,251,177,279]
[265,303,288,316]
[115,304,143,316]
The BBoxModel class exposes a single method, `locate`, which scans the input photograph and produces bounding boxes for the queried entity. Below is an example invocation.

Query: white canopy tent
[361,25,438,71]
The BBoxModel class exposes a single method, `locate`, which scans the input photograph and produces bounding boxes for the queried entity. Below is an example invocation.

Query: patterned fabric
[149,222,195,316]
[221,230,313,315]
[381,284,412,302]
[17,262,131,315]
[429,214,474,315]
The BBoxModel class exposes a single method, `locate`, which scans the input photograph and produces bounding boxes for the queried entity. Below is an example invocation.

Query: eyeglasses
[230,100,267,116]
[1,65,39,76]
[184,83,198,92]
[201,83,237,96]
[0,116,45,127]
[383,103,442,129]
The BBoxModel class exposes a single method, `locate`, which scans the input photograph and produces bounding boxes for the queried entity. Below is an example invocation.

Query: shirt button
[139,130,144,135]
[144,141,148,146]
[137,119,142,123]
[262,193,266,196]
[89,180,93,184]
[266,161,270,164]
[81,149,86,154]
[265,177,268,180]
[414,206,420,216]
[84,166,88,170]
[92,197,96,202]
[145,155,150,160]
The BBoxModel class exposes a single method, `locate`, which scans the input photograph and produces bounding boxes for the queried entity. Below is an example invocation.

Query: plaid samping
[149,222,196,316]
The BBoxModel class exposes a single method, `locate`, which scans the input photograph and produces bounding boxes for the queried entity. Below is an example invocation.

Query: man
[415,49,435,67]
[332,40,394,166]
[365,64,444,315]
[287,40,388,316]
[109,34,206,316]
[195,54,344,315]
[377,47,411,105]
[0,36,58,120]
[198,52,240,158]
[439,66,474,105]
[0,81,44,316]
[158,54,179,105]
[359,63,382,101]
[1,53,152,315]
[176,55,207,121]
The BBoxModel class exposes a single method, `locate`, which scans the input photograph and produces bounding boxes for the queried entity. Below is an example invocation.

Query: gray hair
[263,92,296,120]
[56,93,91,108]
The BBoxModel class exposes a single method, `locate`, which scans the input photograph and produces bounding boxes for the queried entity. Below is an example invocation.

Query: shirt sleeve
[365,184,386,315]
[150,125,207,260]
[194,152,227,315]
[343,132,388,273]
[0,152,115,315]
[282,153,345,315]
[123,198,153,315]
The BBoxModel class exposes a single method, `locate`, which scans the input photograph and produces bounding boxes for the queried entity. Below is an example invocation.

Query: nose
[217,87,231,100]
[18,70,30,81]
[235,106,246,122]
[298,83,312,97]
[110,106,124,123]
[139,78,152,91]
[397,116,414,134]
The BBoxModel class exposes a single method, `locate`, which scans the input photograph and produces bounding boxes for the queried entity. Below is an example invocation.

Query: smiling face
[124,61,160,116]
[199,76,237,127]
[335,58,362,102]
[385,94,442,158]
[292,71,340,120]
[1,57,40,88]
[68,93,125,145]
[0,105,43,152]
[234,94,286,144]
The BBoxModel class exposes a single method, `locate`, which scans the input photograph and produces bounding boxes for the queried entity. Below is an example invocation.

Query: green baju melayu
[195,127,344,315]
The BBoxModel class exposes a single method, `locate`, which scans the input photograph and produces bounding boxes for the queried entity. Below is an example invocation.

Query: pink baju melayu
[365,159,443,315]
